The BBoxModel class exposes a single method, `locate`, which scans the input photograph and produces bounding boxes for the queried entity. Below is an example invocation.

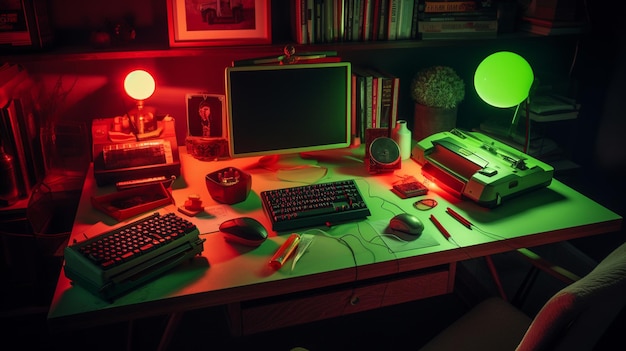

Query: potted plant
[410,65,465,141]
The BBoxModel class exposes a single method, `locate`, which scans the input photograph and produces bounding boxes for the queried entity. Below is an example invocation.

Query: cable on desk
[311,228,360,312]
[358,178,403,216]
[356,221,402,311]
[358,221,417,254]
[327,224,403,313]
[444,207,519,251]
[356,178,439,254]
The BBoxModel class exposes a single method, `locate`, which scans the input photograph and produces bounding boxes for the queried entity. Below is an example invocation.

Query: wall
[17,37,578,151]
[4,0,586,156]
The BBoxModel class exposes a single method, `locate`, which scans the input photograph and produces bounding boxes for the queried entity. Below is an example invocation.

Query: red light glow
[124,70,155,100]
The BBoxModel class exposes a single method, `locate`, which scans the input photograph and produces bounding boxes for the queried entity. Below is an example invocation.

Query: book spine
[418,10,497,22]
[335,0,344,41]
[362,0,373,41]
[371,75,379,128]
[351,73,358,144]
[354,74,366,141]
[306,0,315,44]
[371,0,382,40]
[302,0,310,43]
[365,74,373,129]
[292,0,308,44]
[389,75,399,129]
[418,20,498,33]
[396,0,415,39]
[411,0,420,39]
[345,0,354,41]
[353,0,364,41]
[387,0,399,40]
[377,0,389,40]
[423,1,478,13]
[314,0,324,42]
[324,0,334,42]
[378,74,393,128]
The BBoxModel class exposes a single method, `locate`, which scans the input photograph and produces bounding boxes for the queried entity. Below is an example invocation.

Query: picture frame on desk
[167,0,271,47]
[185,93,229,161]
[186,94,226,138]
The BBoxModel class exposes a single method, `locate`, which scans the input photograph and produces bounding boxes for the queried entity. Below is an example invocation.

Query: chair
[418,241,626,351]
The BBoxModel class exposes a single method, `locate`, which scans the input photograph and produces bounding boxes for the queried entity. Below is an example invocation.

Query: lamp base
[127,106,157,134]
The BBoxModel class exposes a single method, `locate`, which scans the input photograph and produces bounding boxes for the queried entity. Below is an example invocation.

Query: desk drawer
[235,267,451,335]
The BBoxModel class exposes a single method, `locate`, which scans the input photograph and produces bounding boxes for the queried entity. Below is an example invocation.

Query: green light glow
[474,51,534,108]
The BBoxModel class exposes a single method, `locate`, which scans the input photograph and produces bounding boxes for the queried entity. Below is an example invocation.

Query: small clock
[367,137,401,174]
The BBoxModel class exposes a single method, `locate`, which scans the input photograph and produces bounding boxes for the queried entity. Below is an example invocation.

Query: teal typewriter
[63,212,205,301]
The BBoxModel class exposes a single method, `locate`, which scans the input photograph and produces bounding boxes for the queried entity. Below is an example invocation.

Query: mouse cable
[358,178,404,216]
[444,209,518,252]
[332,229,401,315]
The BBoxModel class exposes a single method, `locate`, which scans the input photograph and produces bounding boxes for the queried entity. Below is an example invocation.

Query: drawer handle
[350,296,360,305]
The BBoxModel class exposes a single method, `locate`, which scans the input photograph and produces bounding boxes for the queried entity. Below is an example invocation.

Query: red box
[91,183,173,221]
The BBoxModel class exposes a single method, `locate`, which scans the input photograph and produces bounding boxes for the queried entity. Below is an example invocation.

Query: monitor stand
[258,154,318,171]
[258,154,329,183]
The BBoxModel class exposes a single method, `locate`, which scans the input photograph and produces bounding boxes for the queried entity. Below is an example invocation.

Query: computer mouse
[389,213,424,237]
[219,217,268,247]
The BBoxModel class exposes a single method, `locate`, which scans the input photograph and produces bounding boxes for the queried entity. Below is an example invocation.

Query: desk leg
[485,255,508,301]
[157,312,184,351]
[127,320,134,351]
[227,302,243,336]
[447,262,457,292]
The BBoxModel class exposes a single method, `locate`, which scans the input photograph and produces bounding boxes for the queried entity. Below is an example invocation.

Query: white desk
[47,145,622,337]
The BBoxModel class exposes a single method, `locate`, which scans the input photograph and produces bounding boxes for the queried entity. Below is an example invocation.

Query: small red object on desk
[269,233,301,270]
[178,194,204,216]
[430,214,451,240]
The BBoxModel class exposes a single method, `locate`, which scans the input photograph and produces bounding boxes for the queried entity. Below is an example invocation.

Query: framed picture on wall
[167,0,271,47]
[185,94,229,160]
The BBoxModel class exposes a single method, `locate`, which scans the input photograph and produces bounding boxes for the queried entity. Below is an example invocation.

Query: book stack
[518,0,586,36]
[351,66,400,144]
[0,62,45,199]
[518,16,586,36]
[417,0,498,40]
[526,94,580,122]
[290,0,421,44]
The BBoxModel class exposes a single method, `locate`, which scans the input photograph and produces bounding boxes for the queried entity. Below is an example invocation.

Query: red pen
[430,214,451,240]
[269,233,301,270]
[446,207,472,229]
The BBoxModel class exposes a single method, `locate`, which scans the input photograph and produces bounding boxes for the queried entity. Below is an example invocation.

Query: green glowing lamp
[474,51,534,108]
[474,51,534,152]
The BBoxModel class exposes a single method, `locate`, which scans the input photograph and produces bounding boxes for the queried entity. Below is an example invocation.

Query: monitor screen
[225,62,352,162]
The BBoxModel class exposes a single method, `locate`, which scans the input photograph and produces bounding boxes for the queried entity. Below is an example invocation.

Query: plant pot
[413,103,458,141]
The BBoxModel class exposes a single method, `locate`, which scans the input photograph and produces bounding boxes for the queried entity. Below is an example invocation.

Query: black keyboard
[260,179,371,231]
[64,212,205,301]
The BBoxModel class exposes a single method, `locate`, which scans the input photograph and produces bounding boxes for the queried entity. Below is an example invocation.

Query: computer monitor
[225,62,352,167]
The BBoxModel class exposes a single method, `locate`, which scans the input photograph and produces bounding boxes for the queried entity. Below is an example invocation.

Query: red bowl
[205,167,251,204]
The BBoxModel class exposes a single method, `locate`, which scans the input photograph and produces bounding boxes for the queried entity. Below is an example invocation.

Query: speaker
[366,137,401,174]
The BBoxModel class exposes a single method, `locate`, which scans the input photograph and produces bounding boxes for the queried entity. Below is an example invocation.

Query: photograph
[167,0,271,47]
[186,94,225,138]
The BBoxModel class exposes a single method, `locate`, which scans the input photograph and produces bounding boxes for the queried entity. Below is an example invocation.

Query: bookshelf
[0,0,583,152]
[2,1,577,62]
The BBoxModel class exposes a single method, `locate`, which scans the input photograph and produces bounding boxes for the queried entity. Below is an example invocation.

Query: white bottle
[392,120,412,160]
